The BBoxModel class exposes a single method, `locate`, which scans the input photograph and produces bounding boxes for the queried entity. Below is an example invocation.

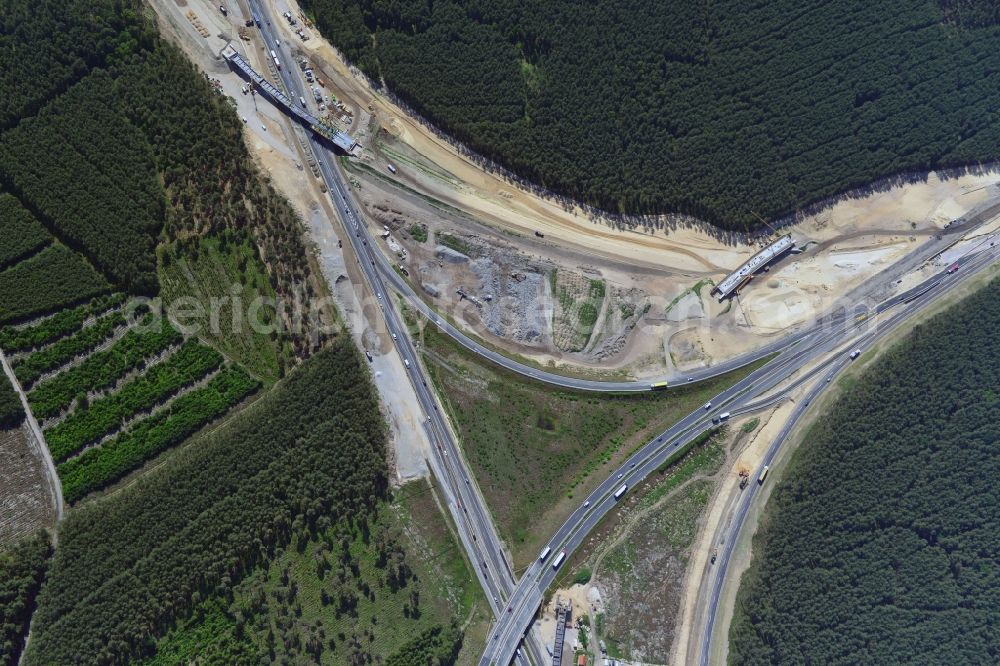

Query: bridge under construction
[221,44,360,156]
[713,234,796,301]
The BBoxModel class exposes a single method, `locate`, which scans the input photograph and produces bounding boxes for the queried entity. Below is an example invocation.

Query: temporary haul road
[229,6,1000,664]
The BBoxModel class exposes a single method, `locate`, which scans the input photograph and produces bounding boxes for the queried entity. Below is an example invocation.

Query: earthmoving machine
[738,466,751,490]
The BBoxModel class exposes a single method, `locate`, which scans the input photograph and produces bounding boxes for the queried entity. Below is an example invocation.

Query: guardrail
[221,44,360,155]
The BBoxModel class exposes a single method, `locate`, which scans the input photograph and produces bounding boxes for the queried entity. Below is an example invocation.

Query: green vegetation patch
[25,341,388,665]
[303,0,1000,228]
[420,323,763,567]
[730,275,1000,664]
[0,367,24,429]
[0,245,109,325]
[436,232,475,257]
[44,339,223,462]
[27,315,182,420]
[642,429,726,510]
[58,365,260,503]
[0,294,125,354]
[0,193,49,271]
[158,235,289,383]
[0,531,52,666]
[550,270,605,352]
[409,224,428,243]
[12,309,127,387]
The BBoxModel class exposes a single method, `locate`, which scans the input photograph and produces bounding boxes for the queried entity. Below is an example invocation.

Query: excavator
[738,466,751,490]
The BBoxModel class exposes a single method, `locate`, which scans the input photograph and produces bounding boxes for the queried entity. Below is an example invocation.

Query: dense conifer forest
[0,532,51,666]
[23,341,388,665]
[0,372,23,430]
[729,276,1000,664]
[302,0,1000,228]
[0,0,327,362]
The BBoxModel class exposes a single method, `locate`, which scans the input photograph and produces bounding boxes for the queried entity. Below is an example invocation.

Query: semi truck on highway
[539,546,551,562]
[613,484,628,500]
[551,551,566,569]
[270,50,280,70]
[757,465,770,484]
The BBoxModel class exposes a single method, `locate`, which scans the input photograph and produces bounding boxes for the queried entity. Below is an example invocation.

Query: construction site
[156,0,1000,384]
[146,1,1000,665]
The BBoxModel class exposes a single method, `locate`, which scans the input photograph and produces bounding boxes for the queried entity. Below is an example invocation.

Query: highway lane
[228,5,1000,401]
[481,241,1000,666]
[695,239,1000,665]
[230,12,1000,664]
[368,195,1000,393]
[481,323,854,665]
[242,3,543,663]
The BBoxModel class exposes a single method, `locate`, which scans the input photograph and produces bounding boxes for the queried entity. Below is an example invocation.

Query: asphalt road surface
[231,8,1000,663]
[242,2,542,663]
[481,239,1000,666]
[695,238,1000,666]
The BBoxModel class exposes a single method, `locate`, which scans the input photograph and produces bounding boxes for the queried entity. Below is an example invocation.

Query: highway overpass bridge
[221,44,361,156]
[713,234,795,301]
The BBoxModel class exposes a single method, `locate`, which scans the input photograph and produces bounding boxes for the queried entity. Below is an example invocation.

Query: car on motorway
[391,332,397,340]
[704,401,712,410]
[617,473,623,479]
[583,500,590,508]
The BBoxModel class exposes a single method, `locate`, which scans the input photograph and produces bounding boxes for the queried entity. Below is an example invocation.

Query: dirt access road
[258,0,1000,375]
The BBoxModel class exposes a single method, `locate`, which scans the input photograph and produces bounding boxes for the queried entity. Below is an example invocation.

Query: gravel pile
[471,257,544,343]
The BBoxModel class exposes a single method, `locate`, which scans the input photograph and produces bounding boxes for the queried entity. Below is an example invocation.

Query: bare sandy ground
[251,0,1000,377]
[151,0,432,484]
[670,404,795,666]
[161,0,1000,378]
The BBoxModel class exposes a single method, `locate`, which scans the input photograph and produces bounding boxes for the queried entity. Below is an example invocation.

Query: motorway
[230,6,1000,664]
[695,237,1000,665]
[240,2,545,663]
[481,238,1000,666]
